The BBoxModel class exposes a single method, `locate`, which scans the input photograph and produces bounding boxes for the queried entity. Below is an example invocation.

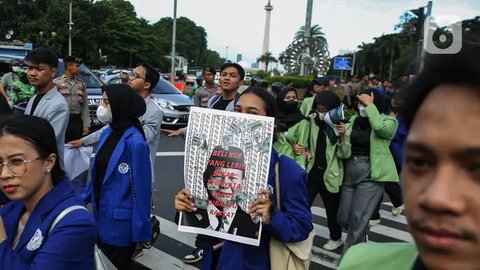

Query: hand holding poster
[178,107,274,246]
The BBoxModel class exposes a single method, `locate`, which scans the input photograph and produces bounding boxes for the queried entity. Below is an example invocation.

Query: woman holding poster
[175,87,313,270]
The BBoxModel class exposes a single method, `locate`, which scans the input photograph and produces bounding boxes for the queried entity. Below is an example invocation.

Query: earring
[45,168,52,173]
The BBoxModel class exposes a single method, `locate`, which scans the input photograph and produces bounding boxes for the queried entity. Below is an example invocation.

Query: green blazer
[338,104,399,182]
[300,96,314,117]
[306,118,344,193]
[338,243,418,270]
[273,119,310,169]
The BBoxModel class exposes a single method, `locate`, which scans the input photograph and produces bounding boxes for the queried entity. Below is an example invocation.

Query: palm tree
[294,24,328,46]
[257,52,278,72]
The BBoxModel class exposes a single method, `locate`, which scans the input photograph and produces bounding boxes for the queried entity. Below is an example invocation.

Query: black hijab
[103,84,146,139]
[314,91,341,143]
[276,87,306,132]
[355,88,388,130]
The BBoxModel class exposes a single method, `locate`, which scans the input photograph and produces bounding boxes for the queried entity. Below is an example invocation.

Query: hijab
[313,91,341,143]
[355,88,388,130]
[103,84,146,139]
[276,87,306,132]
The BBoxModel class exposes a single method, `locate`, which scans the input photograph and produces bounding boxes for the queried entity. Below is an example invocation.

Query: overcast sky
[128,0,479,66]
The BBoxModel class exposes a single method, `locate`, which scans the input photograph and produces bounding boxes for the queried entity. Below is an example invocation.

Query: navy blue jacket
[201,150,313,270]
[83,126,152,247]
[0,178,97,270]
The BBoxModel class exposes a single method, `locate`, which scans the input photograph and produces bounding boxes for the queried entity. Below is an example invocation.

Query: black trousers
[65,113,83,142]
[371,182,403,220]
[307,167,342,241]
[97,239,136,270]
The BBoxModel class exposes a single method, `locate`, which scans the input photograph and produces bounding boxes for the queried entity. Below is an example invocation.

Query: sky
[128,0,479,66]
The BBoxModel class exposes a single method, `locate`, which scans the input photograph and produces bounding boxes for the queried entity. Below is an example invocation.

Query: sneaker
[392,205,404,216]
[183,248,203,264]
[322,239,343,251]
[132,246,143,259]
[369,219,381,227]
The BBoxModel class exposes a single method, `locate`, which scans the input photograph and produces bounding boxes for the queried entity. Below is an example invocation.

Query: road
[122,135,413,270]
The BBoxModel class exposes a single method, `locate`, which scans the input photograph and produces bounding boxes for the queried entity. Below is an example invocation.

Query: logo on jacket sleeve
[26,229,44,251]
[118,163,130,174]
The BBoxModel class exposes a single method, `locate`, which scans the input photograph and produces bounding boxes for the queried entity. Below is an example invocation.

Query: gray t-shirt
[0,72,19,94]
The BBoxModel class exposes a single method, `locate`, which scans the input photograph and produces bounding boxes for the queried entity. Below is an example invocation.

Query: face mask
[12,66,20,72]
[358,105,367,118]
[283,100,298,112]
[317,112,326,121]
[96,105,112,124]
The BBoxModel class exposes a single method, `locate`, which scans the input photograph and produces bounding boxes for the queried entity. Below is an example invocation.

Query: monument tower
[261,0,273,70]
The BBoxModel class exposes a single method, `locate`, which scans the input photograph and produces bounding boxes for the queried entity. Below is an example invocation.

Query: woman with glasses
[0,115,97,269]
[82,84,151,269]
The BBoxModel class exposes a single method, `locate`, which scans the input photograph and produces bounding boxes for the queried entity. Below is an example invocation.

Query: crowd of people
[0,40,479,270]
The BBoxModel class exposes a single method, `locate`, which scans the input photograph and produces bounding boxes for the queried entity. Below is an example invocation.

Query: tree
[294,24,327,46]
[257,52,278,72]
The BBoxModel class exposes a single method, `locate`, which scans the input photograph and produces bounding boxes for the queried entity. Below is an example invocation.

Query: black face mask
[283,100,298,113]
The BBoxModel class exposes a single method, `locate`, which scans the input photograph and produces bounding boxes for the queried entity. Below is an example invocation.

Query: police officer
[54,56,90,142]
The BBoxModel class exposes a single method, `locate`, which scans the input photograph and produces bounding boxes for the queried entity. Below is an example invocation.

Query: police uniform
[53,56,90,142]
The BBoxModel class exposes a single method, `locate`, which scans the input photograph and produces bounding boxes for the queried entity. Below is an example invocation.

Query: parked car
[103,74,193,127]
[151,78,193,127]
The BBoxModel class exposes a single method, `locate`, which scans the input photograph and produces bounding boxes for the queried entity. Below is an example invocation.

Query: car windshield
[55,61,103,88]
[152,78,181,94]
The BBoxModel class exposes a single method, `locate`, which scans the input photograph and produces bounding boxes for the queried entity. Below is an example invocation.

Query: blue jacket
[0,178,97,270]
[83,126,152,247]
[201,150,313,270]
[390,116,408,171]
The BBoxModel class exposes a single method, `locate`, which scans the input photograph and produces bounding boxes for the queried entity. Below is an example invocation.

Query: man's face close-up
[27,62,56,88]
[220,67,243,92]
[207,166,244,205]
[403,85,480,270]
[204,70,215,84]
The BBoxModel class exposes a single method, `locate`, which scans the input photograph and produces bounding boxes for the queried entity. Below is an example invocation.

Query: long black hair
[0,115,65,184]
[239,87,279,142]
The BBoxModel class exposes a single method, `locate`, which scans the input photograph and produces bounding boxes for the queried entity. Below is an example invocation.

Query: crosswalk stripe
[134,247,198,270]
[311,206,413,242]
[145,204,413,270]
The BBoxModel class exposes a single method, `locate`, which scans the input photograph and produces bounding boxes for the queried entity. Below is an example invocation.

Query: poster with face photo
[178,107,275,246]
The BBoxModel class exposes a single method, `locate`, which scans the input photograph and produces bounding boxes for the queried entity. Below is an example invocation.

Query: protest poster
[178,107,275,246]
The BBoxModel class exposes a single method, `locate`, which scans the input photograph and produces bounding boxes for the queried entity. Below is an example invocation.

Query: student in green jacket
[339,41,480,270]
[306,90,345,251]
[337,88,399,255]
[300,77,329,117]
[273,86,309,168]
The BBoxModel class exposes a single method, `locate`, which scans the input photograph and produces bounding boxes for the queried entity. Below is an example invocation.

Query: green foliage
[256,52,278,72]
[262,76,313,89]
[0,0,223,69]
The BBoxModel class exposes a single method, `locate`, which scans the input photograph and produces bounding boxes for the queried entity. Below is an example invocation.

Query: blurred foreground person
[339,42,480,270]
[0,115,96,269]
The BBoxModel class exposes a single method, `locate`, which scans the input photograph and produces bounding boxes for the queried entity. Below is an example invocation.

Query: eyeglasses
[129,72,146,81]
[0,157,42,177]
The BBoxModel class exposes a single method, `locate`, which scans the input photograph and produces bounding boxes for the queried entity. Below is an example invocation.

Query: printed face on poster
[178,107,275,246]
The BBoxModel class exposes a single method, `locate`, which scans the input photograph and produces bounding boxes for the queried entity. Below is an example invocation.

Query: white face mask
[358,105,367,118]
[318,112,326,121]
[12,66,20,72]
[96,105,112,124]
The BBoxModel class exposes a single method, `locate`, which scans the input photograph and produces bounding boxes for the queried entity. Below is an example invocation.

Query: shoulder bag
[49,205,117,270]
[269,160,316,270]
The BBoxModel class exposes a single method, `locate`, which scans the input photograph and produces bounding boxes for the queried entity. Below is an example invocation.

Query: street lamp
[68,0,74,56]
[5,29,14,40]
[170,0,177,84]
